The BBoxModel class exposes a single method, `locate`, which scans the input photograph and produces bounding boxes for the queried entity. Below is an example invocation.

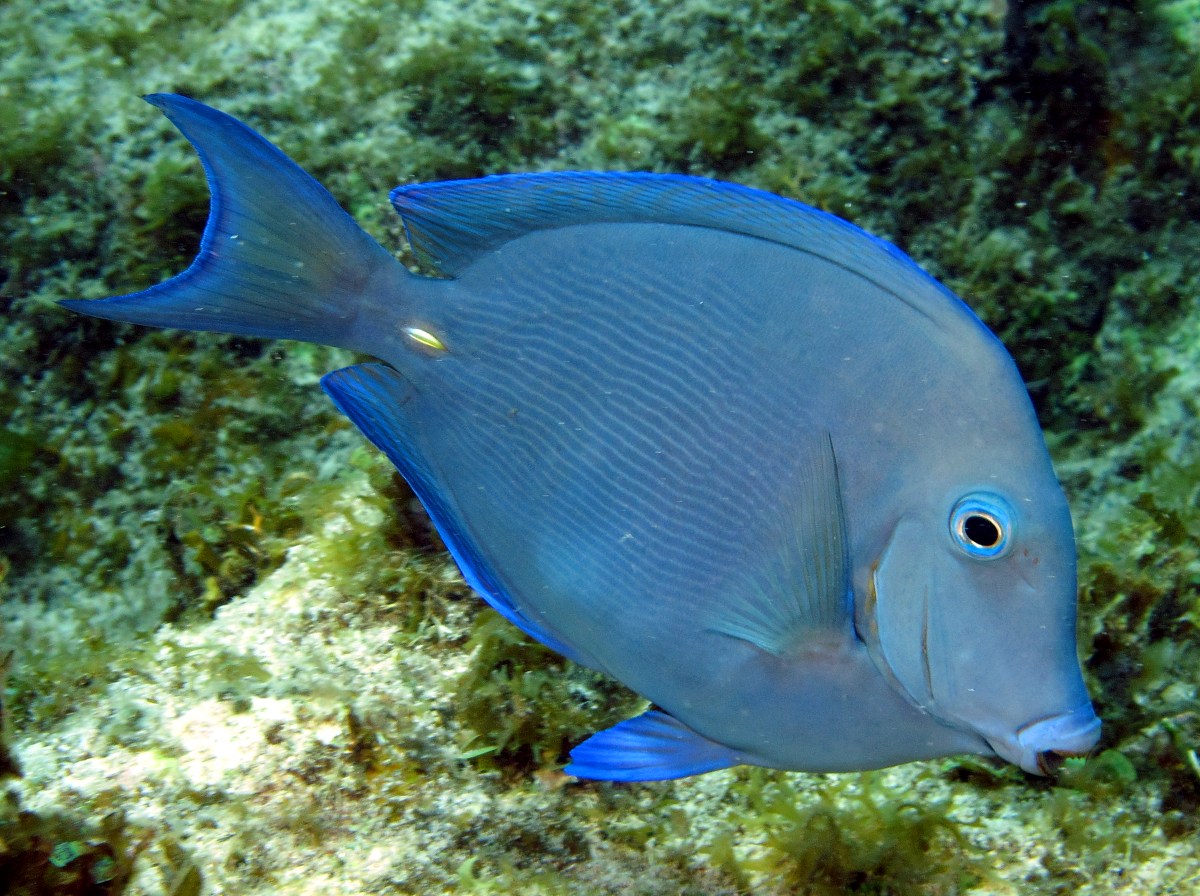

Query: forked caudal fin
[60,94,400,346]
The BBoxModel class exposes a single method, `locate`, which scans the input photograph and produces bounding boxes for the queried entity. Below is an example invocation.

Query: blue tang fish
[62,96,1101,780]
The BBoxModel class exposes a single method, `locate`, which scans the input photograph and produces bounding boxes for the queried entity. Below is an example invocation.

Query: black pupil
[964,514,1000,548]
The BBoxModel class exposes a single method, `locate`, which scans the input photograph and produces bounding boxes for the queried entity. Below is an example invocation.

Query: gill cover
[868,501,1099,773]
[869,515,939,712]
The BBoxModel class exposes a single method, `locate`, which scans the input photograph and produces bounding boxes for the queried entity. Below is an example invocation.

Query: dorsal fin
[389,171,984,334]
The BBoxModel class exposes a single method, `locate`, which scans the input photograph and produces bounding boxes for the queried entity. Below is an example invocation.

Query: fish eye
[949,493,1013,559]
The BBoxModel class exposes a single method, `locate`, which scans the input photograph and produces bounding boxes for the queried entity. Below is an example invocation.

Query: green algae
[696,770,990,894]
[455,611,640,772]
[0,790,150,896]
[2,0,1200,893]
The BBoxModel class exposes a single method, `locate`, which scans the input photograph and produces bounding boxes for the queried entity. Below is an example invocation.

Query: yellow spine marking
[402,326,447,352]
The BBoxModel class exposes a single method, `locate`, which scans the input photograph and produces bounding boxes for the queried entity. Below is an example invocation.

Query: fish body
[62,96,1100,780]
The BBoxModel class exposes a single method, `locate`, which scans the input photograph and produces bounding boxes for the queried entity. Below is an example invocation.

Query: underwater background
[1,0,1199,893]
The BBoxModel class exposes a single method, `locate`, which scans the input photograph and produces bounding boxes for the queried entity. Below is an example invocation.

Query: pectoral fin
[705,431,852,656]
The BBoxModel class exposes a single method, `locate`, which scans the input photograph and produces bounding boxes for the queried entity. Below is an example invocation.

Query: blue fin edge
[321,363,588,665]
[388,171,986,341]
[62,94,392,346]
[564,710,742,782]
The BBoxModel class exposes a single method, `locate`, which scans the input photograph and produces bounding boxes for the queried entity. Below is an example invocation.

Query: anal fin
[321,363,589,665]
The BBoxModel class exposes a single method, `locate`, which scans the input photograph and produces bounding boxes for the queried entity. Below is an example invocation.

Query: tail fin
[60,94,397,346]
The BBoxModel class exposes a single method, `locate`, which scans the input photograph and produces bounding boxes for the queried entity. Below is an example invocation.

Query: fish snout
[987,705,1102,775]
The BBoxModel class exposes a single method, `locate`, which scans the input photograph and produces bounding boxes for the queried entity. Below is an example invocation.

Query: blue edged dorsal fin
[389,171,981,333]
[320,363,590,666]
[564,710,742,781]
[706,431,851,656]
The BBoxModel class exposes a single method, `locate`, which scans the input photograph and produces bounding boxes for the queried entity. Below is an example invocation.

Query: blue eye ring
[950,493,1014,559]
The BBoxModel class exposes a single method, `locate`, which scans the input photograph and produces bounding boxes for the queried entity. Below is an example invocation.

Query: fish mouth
[986,704,1102,775]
